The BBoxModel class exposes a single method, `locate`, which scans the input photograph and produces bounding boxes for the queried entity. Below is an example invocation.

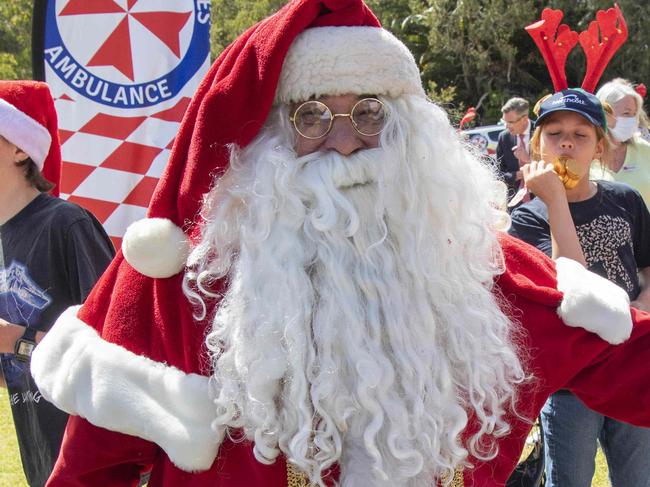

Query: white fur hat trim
[31,306,221,472]
[556,257,632,344]
[276,26,425,104]
[0,98,51,169]
[122,217,189,278]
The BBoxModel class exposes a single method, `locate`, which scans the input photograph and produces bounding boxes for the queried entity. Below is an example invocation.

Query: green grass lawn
[0,386,611,486]
[1,387,28,487]
[593,447,609,486]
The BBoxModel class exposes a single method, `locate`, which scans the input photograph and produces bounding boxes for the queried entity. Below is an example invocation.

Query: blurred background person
[594,78,650,203]
[632,82,650,143]
[496,97,532,207]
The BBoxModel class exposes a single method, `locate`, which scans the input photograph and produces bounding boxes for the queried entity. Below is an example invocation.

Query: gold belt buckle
[286,461,309,487]
[286,461,464,486]
[451,468,465,486]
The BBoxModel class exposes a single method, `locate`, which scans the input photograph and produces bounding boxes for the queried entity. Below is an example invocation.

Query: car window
[488,129,503,141]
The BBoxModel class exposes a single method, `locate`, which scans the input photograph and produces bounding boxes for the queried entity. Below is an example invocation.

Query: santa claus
[31,0,650,486]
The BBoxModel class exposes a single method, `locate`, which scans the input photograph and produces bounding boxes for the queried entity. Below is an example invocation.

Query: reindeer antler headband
[525,4,627,93]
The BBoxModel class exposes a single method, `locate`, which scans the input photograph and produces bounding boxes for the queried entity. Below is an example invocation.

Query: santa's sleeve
[46,417,158,487]
[458,298,650,487]
[502,284,650,426]
[32,254,221,484]
[555,306,650,423]
[497,233,650,425]
[457,235,650,486]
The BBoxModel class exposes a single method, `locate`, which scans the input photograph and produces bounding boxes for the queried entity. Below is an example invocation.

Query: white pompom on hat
[122,218,190,279]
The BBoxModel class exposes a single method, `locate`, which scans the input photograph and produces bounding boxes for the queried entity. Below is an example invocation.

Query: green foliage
[427,80,463,120]
[210,0,286,58]
[1,388,28,487]
[370,0,650,126]
[0,53,19,80]
[0,0,32,80]
[425,0,539,123]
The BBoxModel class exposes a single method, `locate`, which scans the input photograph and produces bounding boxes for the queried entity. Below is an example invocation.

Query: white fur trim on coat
[0,98,50,169]
[556,257,632,344]
[122,217,190,278]
[31,306,221,472]
[276,26,425,104]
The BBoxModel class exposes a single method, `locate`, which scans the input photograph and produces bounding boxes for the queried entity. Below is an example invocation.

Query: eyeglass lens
[292,98,386,139]
[501,114,525,125]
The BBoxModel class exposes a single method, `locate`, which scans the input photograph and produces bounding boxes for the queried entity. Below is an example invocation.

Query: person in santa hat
[0,80,114,487]
[29,1,650,486]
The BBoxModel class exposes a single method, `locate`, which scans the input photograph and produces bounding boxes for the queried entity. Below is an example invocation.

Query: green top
[590,135,650,205]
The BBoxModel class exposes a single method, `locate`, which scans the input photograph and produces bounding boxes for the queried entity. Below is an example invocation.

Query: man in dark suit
[496,97,532,207]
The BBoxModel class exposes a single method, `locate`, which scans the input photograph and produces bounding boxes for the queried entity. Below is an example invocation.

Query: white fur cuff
[31,306,221,472]
[556,257,632,344]
[276,26,425,104]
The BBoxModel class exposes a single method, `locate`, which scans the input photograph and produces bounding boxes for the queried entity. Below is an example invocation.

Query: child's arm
[522,160,587,266]
[632,267,650,312]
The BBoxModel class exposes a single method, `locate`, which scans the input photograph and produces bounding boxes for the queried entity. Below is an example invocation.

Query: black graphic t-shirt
[0,194,114,487]
[509,180,650,300]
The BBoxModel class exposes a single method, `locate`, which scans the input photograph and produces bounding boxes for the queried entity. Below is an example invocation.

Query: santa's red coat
[39,234,650,487]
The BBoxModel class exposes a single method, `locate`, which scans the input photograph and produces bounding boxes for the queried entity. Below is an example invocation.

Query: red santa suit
[30,0,650,486]
[32,234,650,487]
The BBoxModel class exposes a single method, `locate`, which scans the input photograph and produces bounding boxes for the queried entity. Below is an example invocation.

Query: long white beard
[185,95,524,486]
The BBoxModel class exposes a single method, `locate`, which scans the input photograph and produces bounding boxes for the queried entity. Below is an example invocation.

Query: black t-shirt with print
[509,180,650,300]
[0,193,114,487]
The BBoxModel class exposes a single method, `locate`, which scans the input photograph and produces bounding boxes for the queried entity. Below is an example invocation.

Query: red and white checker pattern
[55,95,191,249]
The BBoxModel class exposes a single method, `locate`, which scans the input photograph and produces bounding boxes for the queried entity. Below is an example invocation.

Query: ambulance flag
[33,0,211,248]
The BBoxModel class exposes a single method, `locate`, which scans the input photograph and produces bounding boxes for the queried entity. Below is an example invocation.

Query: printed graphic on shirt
[0,261,52,326]
[576,214,634,293]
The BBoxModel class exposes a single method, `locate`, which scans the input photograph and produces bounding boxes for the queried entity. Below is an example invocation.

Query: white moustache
[297,148,384,190]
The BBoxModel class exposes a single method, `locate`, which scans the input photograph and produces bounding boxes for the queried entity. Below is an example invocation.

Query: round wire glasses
[289,97,386,139]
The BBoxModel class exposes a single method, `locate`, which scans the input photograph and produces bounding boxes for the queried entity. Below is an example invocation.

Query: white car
[461,124,504,157]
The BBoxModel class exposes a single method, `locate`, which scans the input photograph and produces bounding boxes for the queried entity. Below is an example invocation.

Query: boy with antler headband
[510,6,650,487]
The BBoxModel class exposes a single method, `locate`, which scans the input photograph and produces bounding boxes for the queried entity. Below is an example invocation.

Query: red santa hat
[0,80,61,195]
[121,3,424,280]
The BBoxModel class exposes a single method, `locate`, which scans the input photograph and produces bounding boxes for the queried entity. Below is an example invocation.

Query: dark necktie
[518,134,527,163]
[517,134,530,203]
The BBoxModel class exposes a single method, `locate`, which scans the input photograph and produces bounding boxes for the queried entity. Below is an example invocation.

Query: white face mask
[610,116,638,142]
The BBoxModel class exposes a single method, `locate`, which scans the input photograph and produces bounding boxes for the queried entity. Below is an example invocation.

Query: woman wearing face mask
[594,78,650,203]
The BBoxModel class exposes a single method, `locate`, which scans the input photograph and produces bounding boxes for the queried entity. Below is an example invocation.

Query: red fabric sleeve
[498,233,650,424]
[47,416,158,487]
[459,235,650,485]
[462,296,650,485]
[563,307,650,421]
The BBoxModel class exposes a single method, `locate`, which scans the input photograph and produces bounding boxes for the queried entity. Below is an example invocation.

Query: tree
[211,0,285,57]
[379,0,650,126]
[0,0,33,80]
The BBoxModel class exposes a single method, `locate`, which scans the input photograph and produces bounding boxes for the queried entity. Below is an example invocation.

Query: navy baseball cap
[535,88,607,131]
